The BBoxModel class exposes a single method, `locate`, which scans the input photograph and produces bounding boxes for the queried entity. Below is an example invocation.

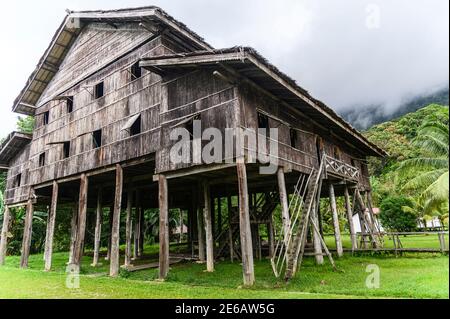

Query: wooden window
[16,173,22,187]
[257,112,269,129]
[93,129,102,148]
[39,153,45,167]
[130,115,142,136]
[333,146,341,160]
[43,111,50,125]
[63,141,70,159]
[290,128,298,149]
[94,82,104,99]
[67,97,74,113]
[130,61,142,80]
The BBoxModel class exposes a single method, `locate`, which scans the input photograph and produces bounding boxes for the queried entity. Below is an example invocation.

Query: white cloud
[0,0,448,138]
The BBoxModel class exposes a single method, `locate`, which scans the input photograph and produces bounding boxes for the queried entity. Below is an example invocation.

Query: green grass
[0,242,448,299]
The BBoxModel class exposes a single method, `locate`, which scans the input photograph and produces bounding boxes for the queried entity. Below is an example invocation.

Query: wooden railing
[324,155,360,181]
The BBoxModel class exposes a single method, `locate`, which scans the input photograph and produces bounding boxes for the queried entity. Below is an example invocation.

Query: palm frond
[422,172,449,213]
[399,157,448,172]
[402,168,448,191]
[413,134,449,156]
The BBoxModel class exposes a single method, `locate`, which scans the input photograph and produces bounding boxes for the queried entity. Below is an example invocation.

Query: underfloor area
[0,235,448,299]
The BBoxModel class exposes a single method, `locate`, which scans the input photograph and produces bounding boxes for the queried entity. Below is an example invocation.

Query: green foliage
[379,196,418,231]
[16,116,35,134]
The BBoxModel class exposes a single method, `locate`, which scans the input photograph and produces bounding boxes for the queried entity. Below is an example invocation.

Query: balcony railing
[324,155,360,181]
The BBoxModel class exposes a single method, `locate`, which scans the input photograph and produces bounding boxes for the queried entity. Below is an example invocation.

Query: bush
[379,196,418,232]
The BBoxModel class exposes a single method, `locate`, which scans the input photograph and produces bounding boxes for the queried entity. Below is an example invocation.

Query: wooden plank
[277,167,290,243]
[124,184,133,267]
[73,174,88,266]
[236,161,255,286]
[158,174,169,279]
[344,185,358,251]
[20,193,35,268]
[68,202,78,264]
[110,165,123,277]
[329,183,343,257]
[197,187,206,262]
[92,188,103,267]
[44,181,58,271]
[203,181,214,272]
[0,206,11,265]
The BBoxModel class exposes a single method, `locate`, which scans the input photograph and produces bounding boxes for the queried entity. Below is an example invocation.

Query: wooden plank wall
[5,24,189,204]
[4,144,31,205]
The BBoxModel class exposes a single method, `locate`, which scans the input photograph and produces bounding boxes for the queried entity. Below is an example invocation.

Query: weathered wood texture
[20,195,34,268]
[44,181,58,271]
[0,206,11,265]
[344,186,358,251]
[158,174,169,279]
[236,161,255,286]
[125,185,133,267]
[329,183,343,257]
[73,174,88,265]
[203,181,214,272]
[110,165,123,277]
[92,188,103,266]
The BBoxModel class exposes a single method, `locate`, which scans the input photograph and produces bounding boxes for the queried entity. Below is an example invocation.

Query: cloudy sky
[0,0,448,137]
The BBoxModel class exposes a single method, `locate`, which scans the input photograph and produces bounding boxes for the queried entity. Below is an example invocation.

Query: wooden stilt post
[124,185,133,268]
[138,203,144,257]
[227,196,234,262]
[344,186,357,251]
[197,187,206,262]
[20,190,35,268]
[203,181,214,272]
[110,165,123,277]
[267,218,275,259]
[68,202,78,264]
[329,183,343,257]
[0,205,11,265]
[44,181,58,271]
[73,174,88,266]
[277,167,290,243]
[133,191,141,260]
[105,205,114,260]
[217,197,222,236]
[158,174,169,279]
[311,199,324,265]
[237,161,255,286]
[92,188,103,267]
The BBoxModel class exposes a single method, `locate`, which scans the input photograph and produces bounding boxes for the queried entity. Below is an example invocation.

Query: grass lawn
[0,240,448,299]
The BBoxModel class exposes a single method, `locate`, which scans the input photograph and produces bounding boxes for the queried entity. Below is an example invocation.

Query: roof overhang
[0,131,33,170]
[12,6,213,116]
[141,48,387,158]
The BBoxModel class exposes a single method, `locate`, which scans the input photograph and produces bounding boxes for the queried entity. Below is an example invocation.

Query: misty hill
[341,88,449,130]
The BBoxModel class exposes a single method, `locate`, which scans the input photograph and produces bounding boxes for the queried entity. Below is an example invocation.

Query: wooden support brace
[44,181,58,271]
[92,188,103,267]
[158,174,169,279]
[73,174,88,266]
[203,181,214,272]
[20,191,35,268]
[124,184,133,267]
[329,183,343,257]
[110,165,123,277]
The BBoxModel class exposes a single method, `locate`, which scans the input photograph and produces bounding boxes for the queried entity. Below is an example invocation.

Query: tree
[399,110,449,214]
[379,196,418,232]
[16,116,35,134]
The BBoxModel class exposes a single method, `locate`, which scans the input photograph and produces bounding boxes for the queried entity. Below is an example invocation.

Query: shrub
[379,196,418,232]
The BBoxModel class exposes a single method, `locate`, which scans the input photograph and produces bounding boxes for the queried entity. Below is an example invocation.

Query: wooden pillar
[138,203,145,257]
[344,186,357,251]
[197,189,206,262]
[68,203,78,264]
[124,185,133,268]
[0,206,11,265]
[237,162,255,286]
[203,181,214,272]
[366,191,379,233]
[133,191,141,260]
[329,183,343,257]
[20,193,35,269]
[92,188,103,267]
[73,174,88,266]
[277,167,290,243]
[105,205,113,260]
[311,199,324,265]
[158,174,169,279]
[267,218,275,259]
[227,196,234,262]
[44,181,59,271]
[217,198,222,236]
[110,165,123,277]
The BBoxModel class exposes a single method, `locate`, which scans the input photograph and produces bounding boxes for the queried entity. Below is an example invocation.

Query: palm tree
[399,116,449,214]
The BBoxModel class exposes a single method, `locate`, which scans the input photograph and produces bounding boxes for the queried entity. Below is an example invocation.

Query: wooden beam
[110,165,123,277]
[20,193,35,268]
[68,202,78,264]
[92,188,103,267]
[124,184,133,267]
[236,161,255,286]
[310,196,324,265]
[158,174,169,279]
[0,206,11,265]
[203,181,214,272]
[133,190,141,260]
[344,186,357,251]
[277,167,290,243]
[227,196,234,263]
[267,218,275,259]
[329,183,343,257]
[197,187,206,262]
[44,181,58,271]
[73,174,88,266]
[105,206,113,261]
